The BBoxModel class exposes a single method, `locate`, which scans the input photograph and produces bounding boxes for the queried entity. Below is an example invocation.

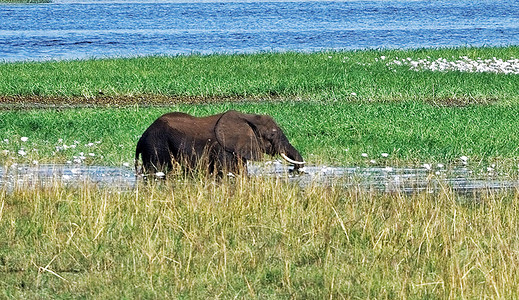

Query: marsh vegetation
[2,47,519,298]
[2,102,519,173]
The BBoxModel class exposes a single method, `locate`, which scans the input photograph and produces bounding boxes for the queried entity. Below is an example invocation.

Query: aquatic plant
[2,101,519,172]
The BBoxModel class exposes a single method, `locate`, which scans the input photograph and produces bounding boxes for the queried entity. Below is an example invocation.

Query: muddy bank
[0,95,273,109]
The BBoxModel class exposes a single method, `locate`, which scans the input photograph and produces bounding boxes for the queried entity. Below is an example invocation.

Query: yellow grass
[2,175,519,298]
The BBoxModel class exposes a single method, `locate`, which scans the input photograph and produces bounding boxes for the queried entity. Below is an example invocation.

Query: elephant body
[135,110,304,176]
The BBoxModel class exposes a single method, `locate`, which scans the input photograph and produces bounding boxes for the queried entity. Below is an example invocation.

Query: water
[0,164,136,190]
[1,0,519,62]
[1,162,517,196]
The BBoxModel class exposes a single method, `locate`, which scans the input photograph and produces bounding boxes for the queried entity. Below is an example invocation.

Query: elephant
[135,110,305,176]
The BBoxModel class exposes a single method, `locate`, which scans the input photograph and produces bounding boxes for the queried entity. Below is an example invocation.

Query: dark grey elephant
[135,110,305,176]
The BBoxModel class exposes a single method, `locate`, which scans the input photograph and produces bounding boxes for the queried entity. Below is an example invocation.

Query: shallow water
[2,0,519,62]
[254,162,519,195]
[0,164,136,190]
[1,162,517,195]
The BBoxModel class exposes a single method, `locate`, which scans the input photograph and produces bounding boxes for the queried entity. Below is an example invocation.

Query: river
[1,0,519,62]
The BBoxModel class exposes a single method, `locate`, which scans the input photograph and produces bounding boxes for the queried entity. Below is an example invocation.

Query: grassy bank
[2,176,519,298]
[1,46,519,104]
[2,101,519,171]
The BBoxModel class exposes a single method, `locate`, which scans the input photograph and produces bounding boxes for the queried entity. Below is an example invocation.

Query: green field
[2,47,519,298]
[2,47,519,102]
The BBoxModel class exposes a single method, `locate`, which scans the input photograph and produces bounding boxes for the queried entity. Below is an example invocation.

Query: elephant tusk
[280,153,306,165]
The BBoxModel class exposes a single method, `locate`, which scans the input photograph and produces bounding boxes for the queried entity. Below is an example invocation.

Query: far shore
[0,0,51,3]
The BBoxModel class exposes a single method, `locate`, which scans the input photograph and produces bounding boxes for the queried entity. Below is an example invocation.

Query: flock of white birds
[387,56,519,74]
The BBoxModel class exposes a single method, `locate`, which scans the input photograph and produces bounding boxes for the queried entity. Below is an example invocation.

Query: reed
[2,176,519,298]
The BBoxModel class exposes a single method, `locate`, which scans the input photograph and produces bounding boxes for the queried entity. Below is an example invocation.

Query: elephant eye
[267,129,277,139]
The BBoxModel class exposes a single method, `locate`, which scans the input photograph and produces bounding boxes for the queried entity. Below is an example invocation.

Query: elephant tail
[135,137,143,175]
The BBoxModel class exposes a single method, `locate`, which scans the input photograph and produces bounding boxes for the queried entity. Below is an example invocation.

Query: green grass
[1,101,519,171]
[3,47,519,298]
[1,47,519,103]
[2,176,519,298]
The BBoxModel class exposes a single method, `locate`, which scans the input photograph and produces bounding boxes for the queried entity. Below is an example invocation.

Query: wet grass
[1,46,519,103]
[1,101,519,173]
[2,176,519,298]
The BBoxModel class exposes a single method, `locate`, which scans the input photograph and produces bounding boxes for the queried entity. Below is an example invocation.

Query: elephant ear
[215,110,262,160]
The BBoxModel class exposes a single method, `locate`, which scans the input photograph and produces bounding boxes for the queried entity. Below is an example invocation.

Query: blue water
[1,0,519,62]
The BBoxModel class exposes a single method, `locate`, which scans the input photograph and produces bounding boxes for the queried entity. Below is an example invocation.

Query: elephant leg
[217,151,247,176]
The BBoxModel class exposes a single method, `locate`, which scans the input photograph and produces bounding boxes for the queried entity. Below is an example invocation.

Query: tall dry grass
[1,175,519,298]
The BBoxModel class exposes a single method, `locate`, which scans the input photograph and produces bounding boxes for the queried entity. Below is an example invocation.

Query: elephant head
[215,110,305,170]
